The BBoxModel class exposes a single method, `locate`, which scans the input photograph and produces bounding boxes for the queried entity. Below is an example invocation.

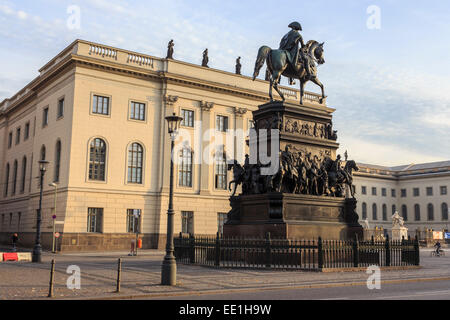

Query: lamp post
[49,182,58,253]
[32,160,49,263]
[161,112,183,286]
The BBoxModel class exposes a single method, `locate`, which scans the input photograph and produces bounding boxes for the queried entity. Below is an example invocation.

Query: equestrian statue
[252,21,326,105]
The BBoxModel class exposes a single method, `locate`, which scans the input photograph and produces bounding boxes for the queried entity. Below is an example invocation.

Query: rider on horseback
[279,21,312,79]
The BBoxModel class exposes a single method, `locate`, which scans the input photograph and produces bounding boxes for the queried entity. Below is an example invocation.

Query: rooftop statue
[252,21,326,105]
[202,48,209,67]
[166,39,174,59]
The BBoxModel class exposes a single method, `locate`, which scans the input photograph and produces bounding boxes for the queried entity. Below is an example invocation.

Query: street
[153,279,450,300]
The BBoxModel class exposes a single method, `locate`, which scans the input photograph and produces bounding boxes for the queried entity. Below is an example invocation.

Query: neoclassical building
[0,39,325,251]
[353,162,450,237]
[1,40,448,251]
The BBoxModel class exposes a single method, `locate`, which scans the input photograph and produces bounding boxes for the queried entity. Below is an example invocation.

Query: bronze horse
[253,40,326,105]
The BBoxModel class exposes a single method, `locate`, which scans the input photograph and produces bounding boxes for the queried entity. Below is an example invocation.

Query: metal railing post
[385,234,391,267]
[414,235,420,266]
[189,233,195,264]
[215,232,221,267]
[265,232,271,269]
[353,234,359,268]
[318,237,324,270]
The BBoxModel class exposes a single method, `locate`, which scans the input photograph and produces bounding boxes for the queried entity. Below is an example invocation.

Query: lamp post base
[161,254,177,285]
[32,244,42,263]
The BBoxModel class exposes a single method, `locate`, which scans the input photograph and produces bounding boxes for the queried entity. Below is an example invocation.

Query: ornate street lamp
[161,112,183,285]
[32,160,49,263]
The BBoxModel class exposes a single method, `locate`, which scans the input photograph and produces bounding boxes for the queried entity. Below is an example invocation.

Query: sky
[0,0,449,166]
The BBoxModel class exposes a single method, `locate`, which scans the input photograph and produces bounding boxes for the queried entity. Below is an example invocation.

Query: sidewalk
[0,249,448,300]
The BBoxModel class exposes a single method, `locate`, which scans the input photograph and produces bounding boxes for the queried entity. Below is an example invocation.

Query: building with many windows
[1,40,448,251]
[0,39,325,251]
[353,162,450,237]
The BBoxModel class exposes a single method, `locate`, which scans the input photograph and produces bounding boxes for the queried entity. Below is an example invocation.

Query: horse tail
[252,46,271,80]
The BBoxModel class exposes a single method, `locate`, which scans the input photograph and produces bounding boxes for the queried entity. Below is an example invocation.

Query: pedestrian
[12,233,18,252]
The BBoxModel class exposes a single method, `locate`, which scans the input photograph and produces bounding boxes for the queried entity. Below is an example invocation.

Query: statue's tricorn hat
[288,21,302,31]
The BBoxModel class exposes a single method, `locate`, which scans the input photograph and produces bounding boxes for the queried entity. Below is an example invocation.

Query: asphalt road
[152,279,450,300]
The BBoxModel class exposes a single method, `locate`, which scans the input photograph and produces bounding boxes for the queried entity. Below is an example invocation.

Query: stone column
[199,101,214,195]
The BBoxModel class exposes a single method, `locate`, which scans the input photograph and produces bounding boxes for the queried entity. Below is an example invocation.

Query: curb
[68,275,450,300]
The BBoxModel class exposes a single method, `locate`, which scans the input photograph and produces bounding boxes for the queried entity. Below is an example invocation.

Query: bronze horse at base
[253,40,326,105]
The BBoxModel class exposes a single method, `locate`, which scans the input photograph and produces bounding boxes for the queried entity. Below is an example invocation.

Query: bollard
[48,259,55,298]
[115,258,122,293]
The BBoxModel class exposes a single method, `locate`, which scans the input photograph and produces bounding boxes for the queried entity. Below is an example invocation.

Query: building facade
[1,40,448,251]
[0,40,325,251]
[353,162,450,237]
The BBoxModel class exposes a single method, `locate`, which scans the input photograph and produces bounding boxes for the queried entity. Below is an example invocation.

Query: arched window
[40,145,46,160]
[392,204,396,215]
[89,138,106,181]
[12,160,18,195]
[401,204,408,221]
[4,163,9,197]
[54,140,61,182]
[179,147,193,187]
[442,203,448,221]
[127,142,143,184]
[372,203,377,220]
[362,202,367,220]
[414,204,421,221]
[382,204,387,221]
[427,203,434,221]
[20,156,27,193]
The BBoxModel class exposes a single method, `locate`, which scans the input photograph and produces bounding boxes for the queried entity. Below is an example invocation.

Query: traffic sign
[54,232,61,238]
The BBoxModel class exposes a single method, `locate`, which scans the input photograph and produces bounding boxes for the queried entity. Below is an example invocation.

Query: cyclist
[434,240,442,256]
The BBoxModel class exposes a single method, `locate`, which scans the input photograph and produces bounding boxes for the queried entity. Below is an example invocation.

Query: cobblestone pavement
[0,247,448,300]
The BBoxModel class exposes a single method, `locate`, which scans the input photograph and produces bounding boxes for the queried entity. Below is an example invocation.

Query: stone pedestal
[391,226,408,241]
[223,193,363,240]
[224,100,363,241]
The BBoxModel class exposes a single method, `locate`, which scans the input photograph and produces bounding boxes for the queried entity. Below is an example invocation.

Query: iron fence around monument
[174,233,420,271]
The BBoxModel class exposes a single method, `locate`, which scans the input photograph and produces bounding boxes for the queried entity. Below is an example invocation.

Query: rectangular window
[381,188,386,197]
[216,115,228,132]
[24,122,30,140]
[391,189,396,197]
[15,128,21,145]
[181,211,194,234]
[57,98,65,118]
[181,109,194,127]
[42,107,49,127]
[129,101,146,121]
[215,157,227,190]
[361,186,367,195]
[441,186,447,196]
[371,187,377,196]
[92,95,110,115]
[426,187,433,196]
[413,188,420,197]
[8,132,12,148]
[401,189,406,197]
[87,208,103,233]
[217,212,227,235]
[126,209,141,233]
